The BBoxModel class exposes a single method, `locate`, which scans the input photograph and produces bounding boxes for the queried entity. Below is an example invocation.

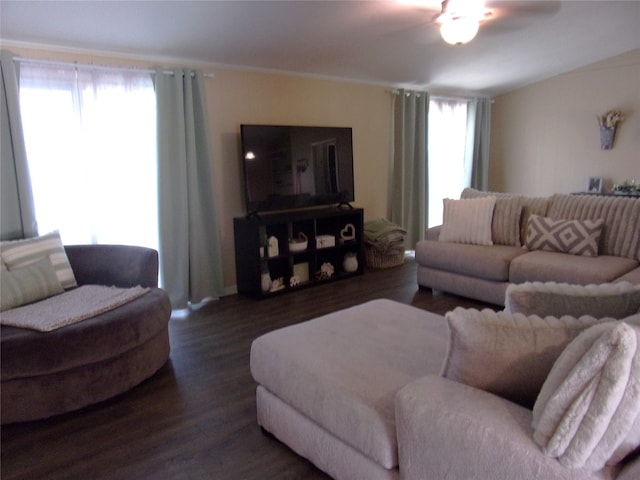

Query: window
[427,98,471,227]
[18,63,158,250]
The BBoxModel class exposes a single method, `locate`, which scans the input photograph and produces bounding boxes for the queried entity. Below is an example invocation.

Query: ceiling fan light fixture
[440,17,479,45]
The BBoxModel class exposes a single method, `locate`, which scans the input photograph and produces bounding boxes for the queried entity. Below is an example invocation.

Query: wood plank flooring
[1,255,492,480]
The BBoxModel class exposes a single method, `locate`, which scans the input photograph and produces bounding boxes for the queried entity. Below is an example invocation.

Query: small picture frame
[587,176,603,194]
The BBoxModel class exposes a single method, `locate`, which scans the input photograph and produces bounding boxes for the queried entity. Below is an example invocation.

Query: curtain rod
[12,56,215,78]
[389,89,492,102]
[388,90,469,101]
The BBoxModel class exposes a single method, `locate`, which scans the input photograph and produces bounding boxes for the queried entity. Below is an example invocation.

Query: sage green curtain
[0,50,37,240]
[467,97,492,191]
[155,70,223,308]
[390,89,429,249]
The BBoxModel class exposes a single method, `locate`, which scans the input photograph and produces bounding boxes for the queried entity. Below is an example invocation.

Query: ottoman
[250,299,448,480]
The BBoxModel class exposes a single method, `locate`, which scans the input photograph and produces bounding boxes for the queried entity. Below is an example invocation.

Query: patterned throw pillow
[526,215,604,257]
[0,231,77,289]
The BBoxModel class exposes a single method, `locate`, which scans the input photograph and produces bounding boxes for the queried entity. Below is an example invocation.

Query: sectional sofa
[251,282,640,480]
[416,189,640,305]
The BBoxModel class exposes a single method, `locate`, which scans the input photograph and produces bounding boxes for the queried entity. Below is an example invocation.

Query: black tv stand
[234,207,364,298]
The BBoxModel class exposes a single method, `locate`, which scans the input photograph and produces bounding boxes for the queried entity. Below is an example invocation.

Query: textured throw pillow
[441,308,602,408]
[492,197,523,246]
[505,281,640,319]
[0,230,77,289]
[525,215,604,257]
[439,196,496,246]
[0,257,64,311]
[532,321,640,471]
[459,188,523,246]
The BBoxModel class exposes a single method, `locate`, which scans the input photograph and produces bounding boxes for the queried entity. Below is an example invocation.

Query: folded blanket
[366,237,405,256]
[364,218,406,242]
[0,285,149,332]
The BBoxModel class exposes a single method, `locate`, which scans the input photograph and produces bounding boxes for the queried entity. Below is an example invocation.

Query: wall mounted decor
[597,110,624,150]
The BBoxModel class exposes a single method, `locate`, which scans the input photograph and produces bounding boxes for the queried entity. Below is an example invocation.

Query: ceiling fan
[372,1,562,46]
[432,0,493,45]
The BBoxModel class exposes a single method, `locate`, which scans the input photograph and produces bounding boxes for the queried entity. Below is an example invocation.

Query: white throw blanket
[0,285,149,332]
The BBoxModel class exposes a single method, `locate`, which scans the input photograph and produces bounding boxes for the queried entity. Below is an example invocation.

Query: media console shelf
[234,207,364,298]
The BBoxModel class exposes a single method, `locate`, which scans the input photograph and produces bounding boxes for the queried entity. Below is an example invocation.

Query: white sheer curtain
[427,98,470,227]
[18,63,158,249]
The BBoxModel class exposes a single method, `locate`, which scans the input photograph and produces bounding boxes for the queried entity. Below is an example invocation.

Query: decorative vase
[261,268,272,293]
[600,125,616,150]
[343,252,358,273]
[267,235,279,257]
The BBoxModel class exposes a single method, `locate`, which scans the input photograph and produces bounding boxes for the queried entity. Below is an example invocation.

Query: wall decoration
[597,110,624,150]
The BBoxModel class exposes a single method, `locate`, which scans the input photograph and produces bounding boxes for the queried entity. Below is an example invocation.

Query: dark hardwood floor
[1,255,493,480]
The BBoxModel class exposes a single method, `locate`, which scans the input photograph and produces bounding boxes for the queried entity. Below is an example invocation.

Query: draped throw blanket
[0,285,149,332]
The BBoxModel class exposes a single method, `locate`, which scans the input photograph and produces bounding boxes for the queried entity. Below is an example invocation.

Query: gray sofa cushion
[510,251,639,285]
[617,267,640,285]
[250,299,447,470]
[416,239,526,282]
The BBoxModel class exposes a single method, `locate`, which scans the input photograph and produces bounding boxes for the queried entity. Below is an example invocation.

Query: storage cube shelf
[234,207,364,298]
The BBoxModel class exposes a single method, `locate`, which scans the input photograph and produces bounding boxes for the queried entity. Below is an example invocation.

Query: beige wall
[5,45,392,292]
[11,43,638,292]
[207,69,391,291]
[490,49,640,196]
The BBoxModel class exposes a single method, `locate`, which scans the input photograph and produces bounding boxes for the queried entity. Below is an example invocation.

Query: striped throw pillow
[526,215,604,257]
[0,230,78,289]
[439,196,496,246]
[1,257,64,311]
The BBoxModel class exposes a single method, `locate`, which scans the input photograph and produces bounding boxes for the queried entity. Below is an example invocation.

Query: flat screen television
[240,124,354,214]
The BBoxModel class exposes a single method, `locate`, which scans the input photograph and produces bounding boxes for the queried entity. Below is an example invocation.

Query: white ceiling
[1,1,639,96]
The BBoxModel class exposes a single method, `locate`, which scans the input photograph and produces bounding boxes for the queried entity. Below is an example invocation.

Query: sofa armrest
[425,225,441,241]
[65,244,159,288]
[395,375,614,480]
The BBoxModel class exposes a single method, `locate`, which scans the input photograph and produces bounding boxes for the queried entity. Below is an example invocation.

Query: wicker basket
[365,244,405,269]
